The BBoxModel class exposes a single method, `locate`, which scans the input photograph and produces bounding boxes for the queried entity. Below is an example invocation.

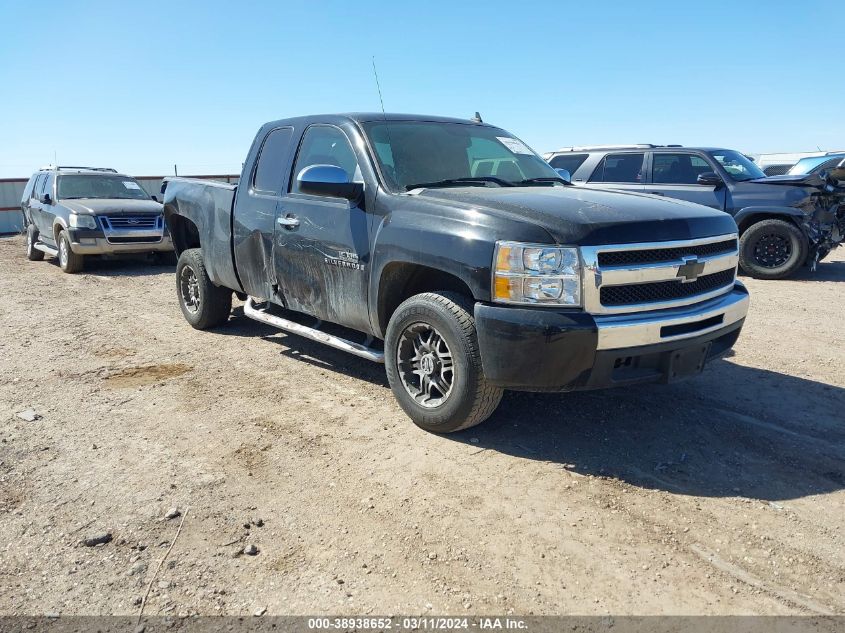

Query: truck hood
[60,198,163,215]
[754,175,824,187]
[416,186,737,245]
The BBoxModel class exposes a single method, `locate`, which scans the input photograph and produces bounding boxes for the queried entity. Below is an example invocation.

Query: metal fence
[0,174,239,234]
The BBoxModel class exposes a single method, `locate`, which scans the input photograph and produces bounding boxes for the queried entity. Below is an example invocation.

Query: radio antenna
[371,56,397,188]
[372,56,387,116]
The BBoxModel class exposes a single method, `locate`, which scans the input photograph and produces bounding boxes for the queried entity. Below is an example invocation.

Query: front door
[647,152,727,210]
[274,124,372,333]
[39,173,58,237]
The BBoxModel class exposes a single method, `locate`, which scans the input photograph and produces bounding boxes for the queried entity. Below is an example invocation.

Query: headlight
[69,213,98,229]
[493,241,581,306]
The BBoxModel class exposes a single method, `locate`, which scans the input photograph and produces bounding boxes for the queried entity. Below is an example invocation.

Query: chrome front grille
[596,238,737,267]
[99,214,165,244]
[100,214,162,230]
[581,233,739,314]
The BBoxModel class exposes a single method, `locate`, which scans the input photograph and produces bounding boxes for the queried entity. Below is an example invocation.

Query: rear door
[29,174,52,241]
[646,151,727,210]
[583,152,646,193]
[274,124,372,333]
[233,126,295,300]
[20,175,39,227]
[20,175,36,222]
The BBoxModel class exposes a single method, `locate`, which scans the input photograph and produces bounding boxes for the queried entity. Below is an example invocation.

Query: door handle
[649,191,665,196]
[277,215,300,229]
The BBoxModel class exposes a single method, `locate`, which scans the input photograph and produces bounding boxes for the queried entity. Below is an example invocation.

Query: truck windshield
[708,150,766,182]
[362,121,561,191]
[58,175,151,200]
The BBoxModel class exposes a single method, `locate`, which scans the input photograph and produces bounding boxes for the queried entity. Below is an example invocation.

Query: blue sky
[1,0,843,177]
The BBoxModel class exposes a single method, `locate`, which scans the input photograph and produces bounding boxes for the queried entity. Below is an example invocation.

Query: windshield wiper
[405,177,514,191]
[513,177,567,186]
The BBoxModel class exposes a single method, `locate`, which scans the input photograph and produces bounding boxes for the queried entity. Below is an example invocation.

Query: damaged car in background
[760,158,845,270]
[545,147,845,279]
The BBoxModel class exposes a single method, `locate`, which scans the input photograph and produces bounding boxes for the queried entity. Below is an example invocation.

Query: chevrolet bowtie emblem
[677,256,705,282]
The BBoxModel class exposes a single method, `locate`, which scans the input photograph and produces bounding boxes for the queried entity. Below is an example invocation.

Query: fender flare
[51,217,69,241]
[733,206,807,234]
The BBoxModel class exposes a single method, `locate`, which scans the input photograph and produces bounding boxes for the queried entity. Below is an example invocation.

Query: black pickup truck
[162,114,749,433]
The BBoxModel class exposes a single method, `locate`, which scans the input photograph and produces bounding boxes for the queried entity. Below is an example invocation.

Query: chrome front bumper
[594,283,749,350]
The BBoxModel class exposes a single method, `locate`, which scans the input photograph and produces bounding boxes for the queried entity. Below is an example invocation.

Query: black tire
[176,248,232,329]
[57,230,84,273]
[739,219,808,280]
[384,292,503,433]
[26,225,44,261]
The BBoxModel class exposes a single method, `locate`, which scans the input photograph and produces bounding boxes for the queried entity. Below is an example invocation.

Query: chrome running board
[244,297,385,363]
[34,242,59,257]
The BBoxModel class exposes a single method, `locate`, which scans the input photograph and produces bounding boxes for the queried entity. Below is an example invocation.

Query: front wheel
[385,292,503,433]
[176,248,232,329]
[57,230,84,273]
[739,219,808,280]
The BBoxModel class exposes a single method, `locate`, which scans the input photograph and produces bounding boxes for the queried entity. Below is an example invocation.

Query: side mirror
[297,164,363,200]
[151,195,159,202]
[697,172,723,186]
[40,193,52,205]
[554,168,572,183]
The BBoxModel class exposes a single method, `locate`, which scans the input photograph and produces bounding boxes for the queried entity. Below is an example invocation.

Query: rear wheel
[176,248,232,329]
[739,219,807,279]
[26,225,44,261]
[57,230,84,273]
[385,292,503,433]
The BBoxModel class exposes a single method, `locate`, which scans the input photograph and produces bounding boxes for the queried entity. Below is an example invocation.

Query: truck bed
[162,177,242,292]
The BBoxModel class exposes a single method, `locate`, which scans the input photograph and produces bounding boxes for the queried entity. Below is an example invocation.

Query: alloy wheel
[180,265,201,313]
[396,322,454,408]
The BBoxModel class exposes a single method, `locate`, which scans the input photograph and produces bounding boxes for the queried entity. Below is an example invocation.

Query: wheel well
[377,263,475,335]
[167,215,201,255]
[736,212,800,235]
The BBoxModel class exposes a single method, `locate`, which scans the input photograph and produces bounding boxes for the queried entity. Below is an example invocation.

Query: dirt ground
[0,233,843,617]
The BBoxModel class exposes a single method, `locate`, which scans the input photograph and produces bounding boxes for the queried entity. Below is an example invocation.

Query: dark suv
[21,166,172,273]
[543,145,845,279]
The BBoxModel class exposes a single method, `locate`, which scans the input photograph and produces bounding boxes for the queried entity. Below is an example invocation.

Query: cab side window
[252,127,294,195]
[653,153,713,185]
[589,153,645,183]
[549,153,588,176]
[41,174,54,200]
[32,174,46,198]
[290,126,360,194]
[22,176,37,202]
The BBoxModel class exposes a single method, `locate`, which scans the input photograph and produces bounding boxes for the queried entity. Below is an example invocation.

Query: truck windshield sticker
[496,137,533,155]
[123,181,142,190]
